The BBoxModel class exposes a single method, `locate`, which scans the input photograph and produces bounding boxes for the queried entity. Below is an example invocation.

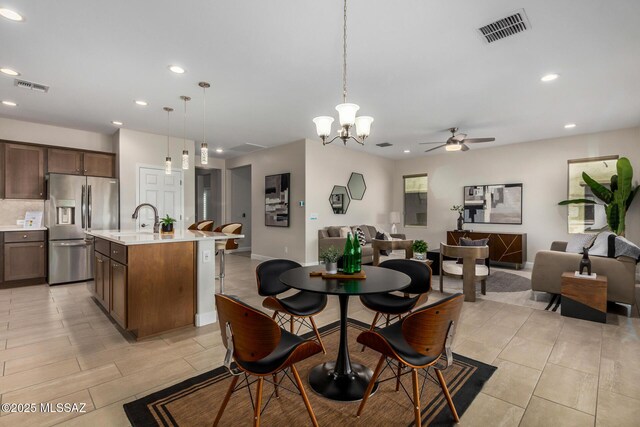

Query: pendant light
[180,95,191,170]
[199,81,210,165]
[313,0,373,145]
[163,107,174,175]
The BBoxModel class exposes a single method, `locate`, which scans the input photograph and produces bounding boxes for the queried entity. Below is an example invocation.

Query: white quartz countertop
[0,226,47,232]
[86,229,244,246]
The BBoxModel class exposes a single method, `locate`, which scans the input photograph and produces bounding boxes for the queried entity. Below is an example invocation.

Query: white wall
[304,140,396,263]
[0,117,113,152]
[225,140,306,264]
[392,127,640,262]
[116,128,195,230]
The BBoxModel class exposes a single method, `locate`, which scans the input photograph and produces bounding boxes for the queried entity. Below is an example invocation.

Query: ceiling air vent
[376,142,393,148]
[478,9,530,44]
[14,79,50,93]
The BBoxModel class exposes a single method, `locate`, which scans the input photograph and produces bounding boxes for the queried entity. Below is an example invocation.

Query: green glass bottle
[353,232,362,273]
[343,232,355,274]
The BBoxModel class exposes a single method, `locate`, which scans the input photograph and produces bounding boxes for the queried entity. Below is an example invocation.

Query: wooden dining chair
[439,243,489,302]
[256,259,327,353]
[214,294,322,427]
[356,293,465,426]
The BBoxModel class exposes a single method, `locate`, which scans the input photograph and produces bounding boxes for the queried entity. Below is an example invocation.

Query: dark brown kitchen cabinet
[4,241,46,281]
[47,148,83,175]
[83,152,115,178]
[94,251,111,310]
[4,143,45,199]
[110,260,127,328]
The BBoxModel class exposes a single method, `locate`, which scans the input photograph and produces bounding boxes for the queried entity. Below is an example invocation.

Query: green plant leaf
[558,199,597,205]
[616,157,633,202]
[626,185,640,210]
[582,172,613,203]
[606,203,619,233]
[610,175,618,193]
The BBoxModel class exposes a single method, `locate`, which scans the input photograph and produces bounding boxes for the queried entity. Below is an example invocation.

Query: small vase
[456,213,464,231]
[161,223,174,233]
[325,262,338,274]
[414,252,426,261]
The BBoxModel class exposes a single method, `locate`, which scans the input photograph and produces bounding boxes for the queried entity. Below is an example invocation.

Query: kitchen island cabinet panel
[110,260,127,329]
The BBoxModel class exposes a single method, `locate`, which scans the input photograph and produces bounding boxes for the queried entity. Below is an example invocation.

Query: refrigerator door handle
[81,184,86,229]
[88,184,92,229]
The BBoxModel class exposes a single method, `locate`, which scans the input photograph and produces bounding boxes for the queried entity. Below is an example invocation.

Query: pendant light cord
[183,98,187,150]
[166,109,171,157]
[342,0,348,103]
[202,85,206,145]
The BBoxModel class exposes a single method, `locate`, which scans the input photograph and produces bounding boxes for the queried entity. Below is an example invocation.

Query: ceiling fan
[419,127,495,153]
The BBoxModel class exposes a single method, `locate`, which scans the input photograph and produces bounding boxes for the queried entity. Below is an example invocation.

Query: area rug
[484,270,532,292]
[124,319,496,426]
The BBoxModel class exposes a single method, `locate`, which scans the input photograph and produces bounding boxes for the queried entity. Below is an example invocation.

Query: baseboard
[227,247,250,254]
[251,253,317,267]
[195,310,217,327]
[525,261,534,270]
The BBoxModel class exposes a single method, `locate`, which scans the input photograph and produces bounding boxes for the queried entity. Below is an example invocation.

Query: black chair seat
[377,321,438,367]
[236,329,304,374]
[360,293,419,315]
[278,291,327,316]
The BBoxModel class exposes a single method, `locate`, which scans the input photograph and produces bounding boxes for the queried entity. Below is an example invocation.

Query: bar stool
[187,220,215,231]
[214,223,242,294]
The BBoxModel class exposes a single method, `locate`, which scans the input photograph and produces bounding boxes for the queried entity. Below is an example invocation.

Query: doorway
[137,166,184,230]
[195,167,222,224]
[228,165,251,251]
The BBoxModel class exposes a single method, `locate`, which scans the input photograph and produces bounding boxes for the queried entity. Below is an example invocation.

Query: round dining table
[280,265,411,401]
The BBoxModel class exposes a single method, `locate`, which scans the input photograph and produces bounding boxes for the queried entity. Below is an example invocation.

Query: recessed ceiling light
[0,68,20,76]
[111,121,123,126]
[135,100,148,106]
[564,123,576,129]
[403,149,410,153]
[2,100,17,107]
[215,148,223,153]
[168,65,185,74]
[541,73,559,82]
[0,8,23,21]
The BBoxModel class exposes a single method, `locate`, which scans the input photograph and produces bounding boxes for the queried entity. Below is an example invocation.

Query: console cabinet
[447,230,527,269]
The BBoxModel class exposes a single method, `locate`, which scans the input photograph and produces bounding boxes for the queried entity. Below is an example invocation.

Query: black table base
[309,361,378,401]
[307,294,378,401]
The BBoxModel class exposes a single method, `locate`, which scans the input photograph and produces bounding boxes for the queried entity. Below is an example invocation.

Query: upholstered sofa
[318,225,406,265]
[531,241,637,306]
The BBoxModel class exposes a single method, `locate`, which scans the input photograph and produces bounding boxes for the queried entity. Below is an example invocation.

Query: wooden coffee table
[560,272,607,323]
[371,239,414,266]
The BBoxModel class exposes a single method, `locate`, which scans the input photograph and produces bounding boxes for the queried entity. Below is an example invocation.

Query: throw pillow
[355,227,367,247]
[565,233,597,254]
[339,226,351,238]
[375,231,391,256]
[614,236,640,262]
[456,237,489,265]
[589,231,616,257]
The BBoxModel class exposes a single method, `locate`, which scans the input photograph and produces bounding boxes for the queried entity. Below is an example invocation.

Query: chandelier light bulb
[313,116,334,137]
[335,103,360,126]
[355,116,374,138]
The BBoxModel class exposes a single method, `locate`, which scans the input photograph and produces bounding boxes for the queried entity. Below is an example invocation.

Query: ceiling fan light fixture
[445,143,462,152]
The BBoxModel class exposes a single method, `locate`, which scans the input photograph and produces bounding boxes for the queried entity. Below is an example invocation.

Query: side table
[560,272,607,323]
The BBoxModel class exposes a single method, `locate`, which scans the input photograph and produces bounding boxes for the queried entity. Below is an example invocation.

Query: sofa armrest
[390,233,407,240]
[550,241,568,252]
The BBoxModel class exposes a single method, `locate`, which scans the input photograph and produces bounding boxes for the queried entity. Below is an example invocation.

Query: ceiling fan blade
[424,144,446,153]
[418,141,446,145]
[463,137,495,143]
[452,133,467,142]
[461,143,470,151]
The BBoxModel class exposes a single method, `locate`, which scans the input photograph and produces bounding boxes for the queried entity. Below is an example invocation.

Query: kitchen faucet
[132,203,160,233]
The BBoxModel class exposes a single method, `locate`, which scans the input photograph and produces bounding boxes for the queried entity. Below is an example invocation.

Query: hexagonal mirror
[329,185,351,214]
[347,172,366,200]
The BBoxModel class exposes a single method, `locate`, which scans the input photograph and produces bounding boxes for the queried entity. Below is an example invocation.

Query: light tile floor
[0,253,637,426]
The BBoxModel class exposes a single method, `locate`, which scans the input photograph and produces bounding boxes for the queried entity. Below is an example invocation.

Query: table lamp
[389,211,401,234]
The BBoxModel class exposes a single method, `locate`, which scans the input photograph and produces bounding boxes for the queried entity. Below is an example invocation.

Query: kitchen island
[86,229,243,339]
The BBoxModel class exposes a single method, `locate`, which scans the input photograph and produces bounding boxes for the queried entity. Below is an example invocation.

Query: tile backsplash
[0,200,45,226]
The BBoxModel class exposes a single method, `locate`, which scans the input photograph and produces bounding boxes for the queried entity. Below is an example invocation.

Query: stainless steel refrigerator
[45,173,119,284]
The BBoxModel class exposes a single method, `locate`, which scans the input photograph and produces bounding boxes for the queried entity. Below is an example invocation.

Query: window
[403,174,428,226]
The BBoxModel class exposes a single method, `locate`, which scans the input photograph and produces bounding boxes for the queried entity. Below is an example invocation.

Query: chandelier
[313,0,373,145]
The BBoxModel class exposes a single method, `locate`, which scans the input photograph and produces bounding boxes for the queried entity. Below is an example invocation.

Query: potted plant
[412,240,428,260]
[319,246,340,274]
[451,205,464,231]
[160,214,176,234]
[559,157,639,236]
